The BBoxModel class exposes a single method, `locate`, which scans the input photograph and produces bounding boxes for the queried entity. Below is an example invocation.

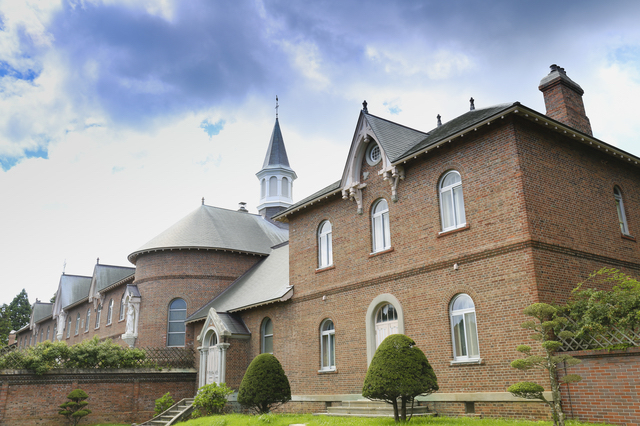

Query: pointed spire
[262,116,291,169]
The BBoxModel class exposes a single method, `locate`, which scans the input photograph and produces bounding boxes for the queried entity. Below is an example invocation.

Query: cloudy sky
[1,0,640,307]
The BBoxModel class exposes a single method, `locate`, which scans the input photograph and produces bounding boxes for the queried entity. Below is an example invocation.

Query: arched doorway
[205,331,219,385]
[375,303,398,348]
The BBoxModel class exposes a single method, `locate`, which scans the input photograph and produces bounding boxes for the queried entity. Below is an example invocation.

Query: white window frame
[106,299,114,325]
[85,308,91,332]
[95,304,102,329]
[614,186,630,236]
[53,324,57,341]
[167,298,187,347]
[371,199,391,253]
[261,318,273,354]
[318,221,333,268]
[320,319,336,371]
[119,294,126,321]
[75,313,80,335]
[46,326,50,341]
[66,317,72,338]
[449,294,480,362]
[439,170,466,232]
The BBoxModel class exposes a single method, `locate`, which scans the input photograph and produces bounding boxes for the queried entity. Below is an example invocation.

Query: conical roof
[128,205,289,263]
[262,119,292,169]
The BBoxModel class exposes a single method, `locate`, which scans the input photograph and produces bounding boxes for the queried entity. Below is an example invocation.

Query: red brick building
[13,65,640,418]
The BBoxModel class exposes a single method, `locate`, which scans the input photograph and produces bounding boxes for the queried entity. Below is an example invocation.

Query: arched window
[614,186,630,235]
[119,294,126,321]
[168,299,187,347]
[450,294,479,361]
[371,199,391,253]
[209,331,218,346]
[53,323,57,341]
[261,318,273,354]
[375,303,398,348]
[439,171,466,232]
[282,177,289,198]
[95,304,102,328]
[261,179,266,198]
[66,317,72,338]
[46,326,50,341]
[106,299,114,325]
[318,221,333,268]
[269,176,278,197]
[320,319,335,371]
[75,313,80,335]
[39,329,43,343]
[85,308,91,332]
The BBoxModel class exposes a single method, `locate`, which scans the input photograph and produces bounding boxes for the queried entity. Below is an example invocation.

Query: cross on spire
[275,95,279,119]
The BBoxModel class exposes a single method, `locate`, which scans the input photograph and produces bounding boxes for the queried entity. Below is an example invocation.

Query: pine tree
[8,289,31,332]
[0,304,13,346]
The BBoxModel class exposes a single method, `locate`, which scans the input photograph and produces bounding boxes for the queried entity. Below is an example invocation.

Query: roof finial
[437,114,442,127]
[96,257,99,265]
[275,95,279,119]
[362,100,368,113]
[238,202,248,212]
[62,259,66,275]
[469,97,475,111]
[202,197,205,205]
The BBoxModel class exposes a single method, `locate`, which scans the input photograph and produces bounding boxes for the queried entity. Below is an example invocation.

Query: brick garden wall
[0,369,197,426]
[557,348,640,426]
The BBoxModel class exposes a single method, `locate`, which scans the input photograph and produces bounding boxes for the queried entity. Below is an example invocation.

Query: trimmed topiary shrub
[154,392,175,416]
[193,382,234,415]
[58,389,91,426]
[237,353,291,414]
[362,334,438,422]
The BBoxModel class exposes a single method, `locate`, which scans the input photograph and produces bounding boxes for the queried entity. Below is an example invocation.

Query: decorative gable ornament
[197,308,232,343]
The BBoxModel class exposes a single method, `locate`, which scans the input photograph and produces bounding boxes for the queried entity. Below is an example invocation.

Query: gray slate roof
[364,113,430,162]
[32,302,53,323]
[188,243,290,321]
[402,103,515,158]
[93,264,135,293]
[129,205,289,263]
[262,118,292,169]
[274,180,341,219]
[58,274,92,309]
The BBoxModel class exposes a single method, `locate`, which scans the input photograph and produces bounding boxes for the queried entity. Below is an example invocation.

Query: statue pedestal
[122,333,137,347]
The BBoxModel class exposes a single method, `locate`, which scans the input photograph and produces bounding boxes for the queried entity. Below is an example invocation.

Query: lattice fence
[0,346,195,370]
[557,315,640,352]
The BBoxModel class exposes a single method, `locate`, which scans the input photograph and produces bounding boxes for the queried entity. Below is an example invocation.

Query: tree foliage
[193,382,234,415]
[0,337,151,374]
[238,353,291,414]
[362,334,438,422]
[564,268,640,345]
[8,289,31,332]
[154,392,175,416]
[509,303,582,426]
[58,389,91,426]
[0,304,12,346]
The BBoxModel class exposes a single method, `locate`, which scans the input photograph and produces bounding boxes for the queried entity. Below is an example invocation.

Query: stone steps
[138,398,195,426]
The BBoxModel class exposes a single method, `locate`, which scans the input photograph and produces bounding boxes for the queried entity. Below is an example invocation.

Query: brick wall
[0,369,197,426]
[557,348,640,425]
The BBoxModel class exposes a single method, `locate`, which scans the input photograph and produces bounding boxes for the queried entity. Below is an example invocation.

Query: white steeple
[256,98,297,218]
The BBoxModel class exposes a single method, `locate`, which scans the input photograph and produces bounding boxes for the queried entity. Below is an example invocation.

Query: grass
[166,414,612,426]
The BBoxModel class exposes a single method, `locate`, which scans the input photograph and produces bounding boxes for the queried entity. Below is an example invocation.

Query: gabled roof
[262,118,292,170]
[52,274,92,317]
[128,205,289,263]
[88,264,135,301]
[32,302,53,324]
[363,112,430,162]
[187,243,291,322]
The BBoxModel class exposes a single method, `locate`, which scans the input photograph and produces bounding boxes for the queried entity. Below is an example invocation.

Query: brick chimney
[538,64,592,136]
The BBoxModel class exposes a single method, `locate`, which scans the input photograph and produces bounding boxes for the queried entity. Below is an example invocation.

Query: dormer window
[366,143,381,166]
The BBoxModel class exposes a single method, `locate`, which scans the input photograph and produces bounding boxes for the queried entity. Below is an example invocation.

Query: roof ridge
[364,112,430,136]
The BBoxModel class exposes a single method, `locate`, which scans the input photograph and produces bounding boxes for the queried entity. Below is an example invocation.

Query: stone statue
[125,302,135,335]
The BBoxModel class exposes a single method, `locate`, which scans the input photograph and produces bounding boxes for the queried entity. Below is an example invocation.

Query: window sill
[622,234,636,242]
[318,368,337,374]
[369,247,394,257]
[316,265,335,274]
[450,358,483,366]
[438,223,470,238]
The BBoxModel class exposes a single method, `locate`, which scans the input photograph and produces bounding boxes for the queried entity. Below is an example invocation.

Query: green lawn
[115,413,609,426]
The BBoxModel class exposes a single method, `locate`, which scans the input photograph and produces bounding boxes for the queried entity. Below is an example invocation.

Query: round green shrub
[193,382,233,415]
[508,381,546,401]
[362,334,438,421]
[154,392,175,416]
[237,353,291,414]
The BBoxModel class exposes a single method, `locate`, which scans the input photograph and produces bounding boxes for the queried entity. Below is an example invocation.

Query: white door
[375,304,399,348]
[205,332,219,385]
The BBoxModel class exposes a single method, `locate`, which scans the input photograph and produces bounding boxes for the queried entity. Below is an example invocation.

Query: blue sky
[1,0,639,306]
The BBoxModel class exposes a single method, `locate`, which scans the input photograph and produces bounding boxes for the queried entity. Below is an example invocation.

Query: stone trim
[560,346,640,359]
[135,274,238,285]
[0,369,196,385]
